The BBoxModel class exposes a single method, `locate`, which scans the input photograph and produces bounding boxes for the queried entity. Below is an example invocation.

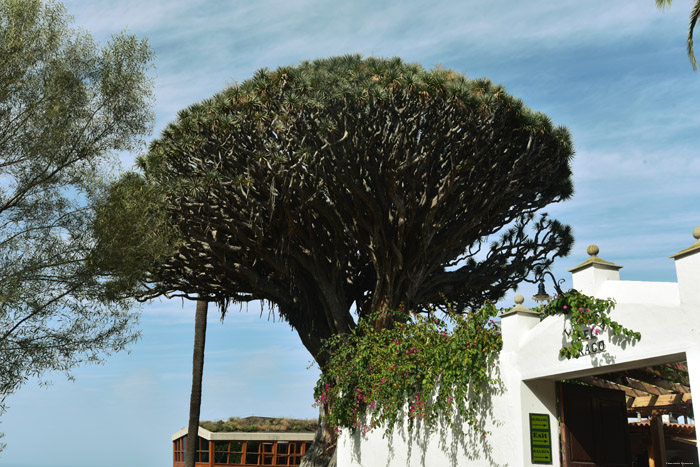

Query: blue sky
[2,1,700,466]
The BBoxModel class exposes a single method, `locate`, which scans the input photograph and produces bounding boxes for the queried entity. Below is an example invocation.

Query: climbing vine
[536,289,641,359]
[315,290,641,437]
[314,303,502,436]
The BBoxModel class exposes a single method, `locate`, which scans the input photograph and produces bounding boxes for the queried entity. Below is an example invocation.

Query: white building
[338,227,700,466]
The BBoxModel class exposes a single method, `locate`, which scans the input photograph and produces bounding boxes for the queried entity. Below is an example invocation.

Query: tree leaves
[655,0,700,70]
[314,303,502,436]
[113,55,574,365]
[0,0,153,428]
[537,289,640,360]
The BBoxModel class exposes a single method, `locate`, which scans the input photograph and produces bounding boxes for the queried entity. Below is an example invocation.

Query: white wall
[337,353,524,467]
[338,236,700,466]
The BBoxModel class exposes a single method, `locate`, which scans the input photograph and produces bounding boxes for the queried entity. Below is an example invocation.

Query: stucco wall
[338,235,700,466]
[337,351,563,467]
[337,352,526,467]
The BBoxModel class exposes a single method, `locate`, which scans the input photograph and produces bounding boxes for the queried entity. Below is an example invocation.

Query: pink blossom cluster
[408,394,426,419]
[315,382,333,406]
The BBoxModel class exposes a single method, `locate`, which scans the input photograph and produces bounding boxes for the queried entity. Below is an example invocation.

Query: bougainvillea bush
[315,289,641,440]
[314,303,502,436]
[537,289,641,359]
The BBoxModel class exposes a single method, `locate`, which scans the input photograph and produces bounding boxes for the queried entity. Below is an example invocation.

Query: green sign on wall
[529,413,552,464]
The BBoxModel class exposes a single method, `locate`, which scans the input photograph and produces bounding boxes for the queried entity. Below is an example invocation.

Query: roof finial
[669,226,700,259]
[569,244,622,273]
[500,293,538,317]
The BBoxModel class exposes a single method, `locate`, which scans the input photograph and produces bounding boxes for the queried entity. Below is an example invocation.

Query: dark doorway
[560,382,631,466]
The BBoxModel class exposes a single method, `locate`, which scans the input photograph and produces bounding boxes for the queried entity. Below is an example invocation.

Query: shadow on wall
[557,317,645,367]
[348,363,506,467]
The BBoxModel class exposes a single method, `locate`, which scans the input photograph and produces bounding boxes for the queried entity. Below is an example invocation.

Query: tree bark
[301,403,337,467]
[185,299,208,467]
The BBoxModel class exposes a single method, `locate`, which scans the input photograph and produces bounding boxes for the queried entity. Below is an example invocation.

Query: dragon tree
[94,55,575,466]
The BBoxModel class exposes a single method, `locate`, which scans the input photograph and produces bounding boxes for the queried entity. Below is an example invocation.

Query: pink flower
[563,305,568,310]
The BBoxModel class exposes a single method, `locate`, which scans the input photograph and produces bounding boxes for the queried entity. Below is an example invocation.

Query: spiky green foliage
[690,1,700,69]
[0,0,154,435]
[105,55,574,363]
[100,54,573,467]
[656,0,700,70]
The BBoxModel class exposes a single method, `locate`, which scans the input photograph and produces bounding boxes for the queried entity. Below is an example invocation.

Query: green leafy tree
[0,0,154,440]
[97,55,574,466]
[656,0,700,69]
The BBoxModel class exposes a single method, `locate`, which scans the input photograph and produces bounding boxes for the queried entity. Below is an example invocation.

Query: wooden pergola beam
[596,373,671,397]
[573,360,693,417]
[626,392,692,410]
[648,414,667,467]
[640,363,690,387]
[578,376,645,398]
[669,362,689,373]
[622,369,691,394]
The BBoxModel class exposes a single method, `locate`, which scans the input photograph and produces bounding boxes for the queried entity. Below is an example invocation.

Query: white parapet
[500,295,541,352]
[569,244,622,296]
[671,226,700,305]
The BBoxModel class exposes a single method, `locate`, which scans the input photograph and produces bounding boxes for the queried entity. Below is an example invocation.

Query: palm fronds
[689,0,700,70]
[656,0,700,70]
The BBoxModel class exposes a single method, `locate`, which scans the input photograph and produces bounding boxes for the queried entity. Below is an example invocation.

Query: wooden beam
[641,363,690,387]
[622,369,691,394]
[670,361,689,373]
[595,372,668,397]
[619,374,672,396]
[627,392,692,409]
[648,414,667,467]
[578,376,644,398]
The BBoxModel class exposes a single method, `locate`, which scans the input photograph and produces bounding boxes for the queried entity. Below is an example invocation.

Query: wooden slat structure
[569,361,696,467]
[572,361,694,418]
